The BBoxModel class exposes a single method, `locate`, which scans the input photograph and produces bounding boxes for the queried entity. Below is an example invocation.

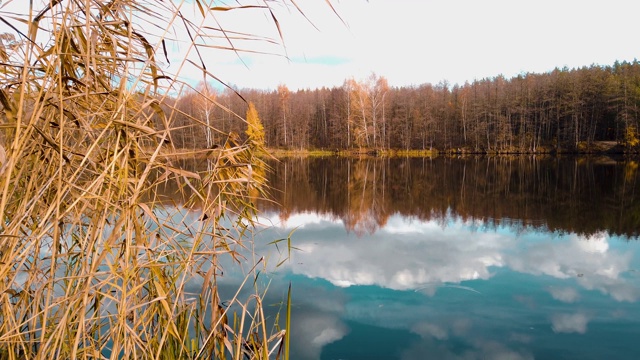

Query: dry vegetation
[0,1,296,358]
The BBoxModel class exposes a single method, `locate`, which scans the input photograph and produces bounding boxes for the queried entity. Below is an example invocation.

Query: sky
[1,0,638,90]
[164,0,640,90]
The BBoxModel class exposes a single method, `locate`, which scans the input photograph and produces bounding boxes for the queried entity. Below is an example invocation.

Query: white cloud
[548,287,580,303]
[290,312,349,360]
[576,232,610,253]
[251,212,639,304]
[508,233,638,302]
[258,211,340,229]
[411,322,449,340]
[477,341,536,360]
[4,0,637,90]
[192,0,640,89]
[551,313,590,334]
[282,215,508,290]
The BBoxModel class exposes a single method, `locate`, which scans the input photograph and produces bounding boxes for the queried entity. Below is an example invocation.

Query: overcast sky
[2,0,638,90]
[167,0,640,90]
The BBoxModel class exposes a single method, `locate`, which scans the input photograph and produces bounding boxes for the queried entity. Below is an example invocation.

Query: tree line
[165,60,640,153]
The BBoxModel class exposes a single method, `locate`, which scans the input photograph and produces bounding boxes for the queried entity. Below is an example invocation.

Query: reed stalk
[0,1,300,358]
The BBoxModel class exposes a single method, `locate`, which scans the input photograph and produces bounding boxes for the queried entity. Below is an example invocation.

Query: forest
[166,60,640,153]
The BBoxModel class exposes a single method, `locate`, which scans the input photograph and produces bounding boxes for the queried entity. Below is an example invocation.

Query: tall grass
[0,0,303,358]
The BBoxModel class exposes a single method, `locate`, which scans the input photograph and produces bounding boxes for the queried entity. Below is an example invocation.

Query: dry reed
[0,0,300,358]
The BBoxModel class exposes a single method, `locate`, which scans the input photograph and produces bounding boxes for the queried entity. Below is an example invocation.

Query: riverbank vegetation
[0,1,293,359]
[167,61,640,155]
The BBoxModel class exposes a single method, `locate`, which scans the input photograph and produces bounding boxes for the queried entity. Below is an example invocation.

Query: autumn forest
[165,60,640,153]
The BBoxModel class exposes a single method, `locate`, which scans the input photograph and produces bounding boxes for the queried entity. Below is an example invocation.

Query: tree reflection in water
[261,156,640,239]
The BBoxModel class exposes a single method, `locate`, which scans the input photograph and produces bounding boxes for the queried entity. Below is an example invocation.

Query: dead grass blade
[0,1,337,358]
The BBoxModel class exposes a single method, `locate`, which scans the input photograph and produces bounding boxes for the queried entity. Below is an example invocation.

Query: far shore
[149,141,638,160]
[266,141,638,158]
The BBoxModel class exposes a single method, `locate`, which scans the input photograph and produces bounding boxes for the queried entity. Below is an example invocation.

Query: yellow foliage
[625,125,640,148]
[246,102,265,148]
[625,161,638,183]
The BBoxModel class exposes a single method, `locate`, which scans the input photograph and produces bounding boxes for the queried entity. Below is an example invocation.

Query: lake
[216,155,640,360]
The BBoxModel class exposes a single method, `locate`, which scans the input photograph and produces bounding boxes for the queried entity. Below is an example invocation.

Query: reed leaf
[0,0,325,358]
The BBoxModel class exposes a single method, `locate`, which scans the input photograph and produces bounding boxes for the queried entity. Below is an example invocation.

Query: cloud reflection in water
[258,213,637,300]
[243,211,640,359]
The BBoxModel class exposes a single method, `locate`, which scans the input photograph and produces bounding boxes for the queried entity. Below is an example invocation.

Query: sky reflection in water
[226,211,640,360]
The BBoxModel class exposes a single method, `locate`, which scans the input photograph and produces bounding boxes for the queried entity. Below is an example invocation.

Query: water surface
[241,156,640,360]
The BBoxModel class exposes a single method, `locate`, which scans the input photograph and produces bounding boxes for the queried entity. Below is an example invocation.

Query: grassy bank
[265,148,439,158]
[263,141,638,159]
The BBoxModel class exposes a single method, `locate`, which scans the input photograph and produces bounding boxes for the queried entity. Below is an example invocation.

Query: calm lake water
[208,156,640,360]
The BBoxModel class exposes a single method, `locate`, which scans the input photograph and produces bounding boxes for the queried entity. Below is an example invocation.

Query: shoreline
[264,143,639,158]
[148,141,639,160]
